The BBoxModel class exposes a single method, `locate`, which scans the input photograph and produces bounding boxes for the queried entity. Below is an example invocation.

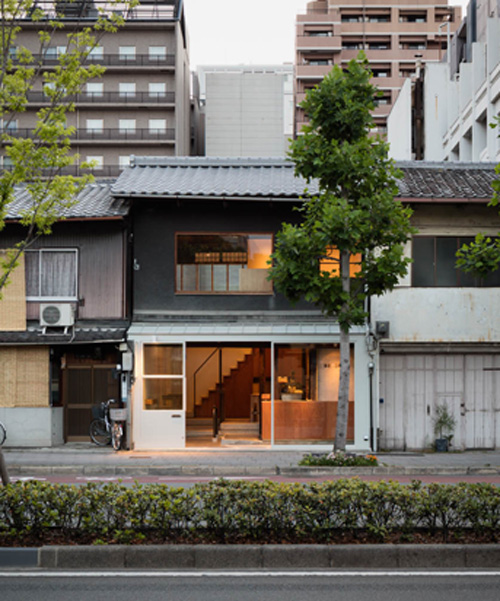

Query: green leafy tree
[269,55,415,451]
[0,0,132,296]
[456,116,500,278]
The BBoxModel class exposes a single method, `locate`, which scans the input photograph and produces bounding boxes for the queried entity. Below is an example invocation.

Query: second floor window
[412,236,500,287]
[176,233,273,294]
[25,249,78,300]
[119,83,136,98]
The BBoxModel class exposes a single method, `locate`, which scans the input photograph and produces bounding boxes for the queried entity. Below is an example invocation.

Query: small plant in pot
[433,403,456,452]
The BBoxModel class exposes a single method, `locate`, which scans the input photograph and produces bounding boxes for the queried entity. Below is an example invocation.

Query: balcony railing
[26,90,176,104]
[18,1,180,22]
[2,127,175,141]
[14,53,176,67]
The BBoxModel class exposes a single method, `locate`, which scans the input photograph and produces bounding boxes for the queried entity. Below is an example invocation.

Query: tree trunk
[0,449,10,486]
[334,250,351,452]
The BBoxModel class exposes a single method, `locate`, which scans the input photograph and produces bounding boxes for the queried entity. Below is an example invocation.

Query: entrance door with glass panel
[133,343,185,449]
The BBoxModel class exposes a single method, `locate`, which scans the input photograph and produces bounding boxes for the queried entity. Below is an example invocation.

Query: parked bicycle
[0,420,6,446]
[89,399,126,451]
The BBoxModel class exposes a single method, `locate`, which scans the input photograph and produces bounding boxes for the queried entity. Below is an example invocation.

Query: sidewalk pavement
[2,444,500,476]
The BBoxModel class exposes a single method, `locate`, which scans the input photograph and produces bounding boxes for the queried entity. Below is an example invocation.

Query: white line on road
[1,571,500,578]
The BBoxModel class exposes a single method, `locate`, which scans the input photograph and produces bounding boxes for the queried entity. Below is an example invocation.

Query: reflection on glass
[144,345,182,375]
[176,233,273,293]
[144,379,182,410]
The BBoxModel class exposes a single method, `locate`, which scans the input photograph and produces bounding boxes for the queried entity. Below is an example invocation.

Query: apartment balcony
[296,64,335,79]
[2,128,175,143]
[297,11,338,24]
[340,48,442,62]
[17,54,176,69]
[26,91,176,106]
[296,35,342,51]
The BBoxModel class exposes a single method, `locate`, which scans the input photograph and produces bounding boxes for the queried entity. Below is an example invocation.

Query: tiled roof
[112,158,315,199]
[6,182,129,220]
[0,323,127,344]
[112,157,498,201]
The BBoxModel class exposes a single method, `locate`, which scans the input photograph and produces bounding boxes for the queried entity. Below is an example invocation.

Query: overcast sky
[183,0,468,69]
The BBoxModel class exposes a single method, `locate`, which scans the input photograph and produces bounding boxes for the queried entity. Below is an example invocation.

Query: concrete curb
[6,464,500,477]
[38,544,500,569]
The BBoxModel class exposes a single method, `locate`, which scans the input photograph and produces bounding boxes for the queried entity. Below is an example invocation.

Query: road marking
[1,571,500,578]
[75,477,133,482]
[11,477,47,482]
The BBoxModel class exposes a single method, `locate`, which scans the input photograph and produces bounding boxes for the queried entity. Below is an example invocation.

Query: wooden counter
[261,400,354,442]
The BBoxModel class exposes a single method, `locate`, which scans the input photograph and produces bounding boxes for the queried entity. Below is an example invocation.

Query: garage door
[379,354,500,450]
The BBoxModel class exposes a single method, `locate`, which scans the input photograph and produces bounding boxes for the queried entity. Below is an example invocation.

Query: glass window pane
[25,251,39,297]
[40,251,76,297]
[144,344,182,375]
[144,379,182,410]
[228,265,241,291]
[412,237,435,286]
[199,265,212,291]
[180,264,196,291]
[213,264,227,291]
[436,237,458,286]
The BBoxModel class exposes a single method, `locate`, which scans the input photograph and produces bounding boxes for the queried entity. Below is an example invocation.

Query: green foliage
[433,404,457,439]
[1,479,499,545]
[299,452,378,467]
[0,0,134,295]
[269,54,415,331]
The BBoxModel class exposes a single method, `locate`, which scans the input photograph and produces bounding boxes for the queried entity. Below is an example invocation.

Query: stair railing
[193,348,219,408]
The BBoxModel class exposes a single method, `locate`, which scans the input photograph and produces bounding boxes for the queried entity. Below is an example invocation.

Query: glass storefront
[261,343,355,444]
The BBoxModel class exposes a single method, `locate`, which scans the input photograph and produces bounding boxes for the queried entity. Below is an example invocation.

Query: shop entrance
[186,344,271,445]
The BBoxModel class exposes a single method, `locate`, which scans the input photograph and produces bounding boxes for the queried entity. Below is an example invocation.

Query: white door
[133,342,185,450]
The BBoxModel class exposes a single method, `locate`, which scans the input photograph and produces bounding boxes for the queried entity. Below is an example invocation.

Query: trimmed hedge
[1,479,499,545]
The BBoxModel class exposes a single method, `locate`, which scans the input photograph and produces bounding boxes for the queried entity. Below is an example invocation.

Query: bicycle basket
[109,408,127,421]
[91,405,104,420]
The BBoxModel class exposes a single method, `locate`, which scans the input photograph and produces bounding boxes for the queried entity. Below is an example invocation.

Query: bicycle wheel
[111,422,123,451]
[0,422,6,446]
[90,419,111,446]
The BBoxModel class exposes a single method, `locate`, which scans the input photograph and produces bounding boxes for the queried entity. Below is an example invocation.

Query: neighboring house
[295,0,461,136]
[111,157,500,452]
[373,162,500,450]
[0,183,130,446]
[195,65,294,157]
[4,0,191,177]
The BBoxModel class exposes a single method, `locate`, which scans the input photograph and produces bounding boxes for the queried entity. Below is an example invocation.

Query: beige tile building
[295,0,461,135]
[4,0,191,176]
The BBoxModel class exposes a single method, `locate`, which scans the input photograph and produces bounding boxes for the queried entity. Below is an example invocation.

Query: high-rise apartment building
[4,0,191,176]
[295,0,461,136]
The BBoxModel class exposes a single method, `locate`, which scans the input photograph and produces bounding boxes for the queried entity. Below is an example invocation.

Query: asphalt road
[1,571,500,601]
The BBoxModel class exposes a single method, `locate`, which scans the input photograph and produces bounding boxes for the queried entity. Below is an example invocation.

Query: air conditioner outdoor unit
[40,303,75,327]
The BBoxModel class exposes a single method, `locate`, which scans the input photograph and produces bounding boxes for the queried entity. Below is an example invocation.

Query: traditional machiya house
[112,157,500,452]
[113,157,370,451]
[0,184,130,446]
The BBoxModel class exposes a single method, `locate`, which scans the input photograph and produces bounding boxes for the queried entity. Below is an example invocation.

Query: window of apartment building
[148,46,166,61]
[2,119,18,133]
[176,233,273,294]
[25,249,78,300]
[119,119,136,133]
[399,11,427,23]
[372,68,391,78]
[305,58,332,66]
[45,46,67,59]
[86,119,103,133]
[412,236,500,287]
[149,82,166,98]
[149,119,166,134]
[88,46,103,60]
[119,155,131,169]
[86,82,103,98]
[341,15,361,23]
[119,46,136,61]
[85,155,104,170]
[367,41,390,50]
[342,42,362,50]
[119,82,136,98]
[305,29,333,37]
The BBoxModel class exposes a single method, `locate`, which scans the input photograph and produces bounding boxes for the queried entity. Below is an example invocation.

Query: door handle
[171,414,182,418]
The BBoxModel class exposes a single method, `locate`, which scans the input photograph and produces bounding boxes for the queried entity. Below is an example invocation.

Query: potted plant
[433,403,456,452]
